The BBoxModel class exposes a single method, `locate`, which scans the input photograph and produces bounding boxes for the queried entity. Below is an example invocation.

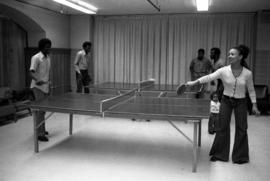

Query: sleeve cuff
[250,97,257,104]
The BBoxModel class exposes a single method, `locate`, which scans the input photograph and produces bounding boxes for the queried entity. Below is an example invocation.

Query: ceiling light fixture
[196,0,209,11]
[53,0,97,14]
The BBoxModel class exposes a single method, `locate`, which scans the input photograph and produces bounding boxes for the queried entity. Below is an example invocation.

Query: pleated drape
[0,19,27,89]
[93,13,255,85]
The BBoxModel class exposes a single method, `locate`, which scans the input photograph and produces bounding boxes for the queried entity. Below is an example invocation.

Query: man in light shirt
[74,41,92,93]
[30,38,52,142]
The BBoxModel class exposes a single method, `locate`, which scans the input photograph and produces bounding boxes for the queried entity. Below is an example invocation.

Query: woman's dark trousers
[209,96,249,163]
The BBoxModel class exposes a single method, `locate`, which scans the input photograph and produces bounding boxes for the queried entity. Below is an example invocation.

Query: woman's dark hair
[38,38,52,50]
[233,44,250,69]
[82,41,92,48]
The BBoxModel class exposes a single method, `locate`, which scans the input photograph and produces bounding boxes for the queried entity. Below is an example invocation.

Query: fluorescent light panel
[53,0,97,14]
[196,0,209,11]
[77,1,98,11]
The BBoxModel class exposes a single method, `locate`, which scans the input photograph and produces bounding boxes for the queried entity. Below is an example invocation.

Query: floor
[0,113,269,181]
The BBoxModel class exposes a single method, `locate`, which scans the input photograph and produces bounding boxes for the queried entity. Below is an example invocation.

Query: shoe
[210,156,218,162]
[210,156,227,162]
[233,160,249,164]
[45,131,49,135]
[208,131,214,135]
[38,135,49,142]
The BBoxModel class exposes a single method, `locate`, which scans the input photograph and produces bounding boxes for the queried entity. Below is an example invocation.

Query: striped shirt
[210,101,220,114]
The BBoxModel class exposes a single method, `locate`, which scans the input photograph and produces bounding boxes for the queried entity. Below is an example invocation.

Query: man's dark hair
[82,41,92,48]
[198,48,205,53]
[38,38,52,50]
[211,47,221,56]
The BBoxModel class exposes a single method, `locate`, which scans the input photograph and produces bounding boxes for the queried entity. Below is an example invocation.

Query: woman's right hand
[252,103,260,116]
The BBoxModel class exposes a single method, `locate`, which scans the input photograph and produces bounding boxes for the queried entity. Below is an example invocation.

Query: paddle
[176,83,186,96]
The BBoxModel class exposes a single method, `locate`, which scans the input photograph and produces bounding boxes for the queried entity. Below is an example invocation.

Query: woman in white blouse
[185,45,260,164]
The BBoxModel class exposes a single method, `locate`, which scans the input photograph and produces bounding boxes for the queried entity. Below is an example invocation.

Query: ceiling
[15,0,270,15]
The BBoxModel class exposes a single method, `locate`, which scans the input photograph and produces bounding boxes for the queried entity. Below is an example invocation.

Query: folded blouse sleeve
[198,68,222,84]
[246,72,257,103]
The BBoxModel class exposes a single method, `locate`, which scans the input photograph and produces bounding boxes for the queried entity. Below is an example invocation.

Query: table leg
[198,120,201,147]
[69,114,73,135]
[192,122,198,172]
[33,110,39,153]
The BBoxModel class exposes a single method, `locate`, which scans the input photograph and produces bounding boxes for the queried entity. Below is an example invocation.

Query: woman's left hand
[252,103,260,116]
[186,80,199,87]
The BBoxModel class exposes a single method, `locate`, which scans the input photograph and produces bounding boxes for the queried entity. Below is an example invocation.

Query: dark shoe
[208,131,215,135]
[38,135,49,142]
[210,156,227,162]
[45,131,49,135]
[233,160,249,164]
[210,156,218,162]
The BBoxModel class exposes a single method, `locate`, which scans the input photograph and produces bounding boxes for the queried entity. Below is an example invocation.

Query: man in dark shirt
[190,48,212,92]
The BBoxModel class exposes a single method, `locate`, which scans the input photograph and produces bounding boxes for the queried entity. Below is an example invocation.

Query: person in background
[74,41,92,93]
[210,47,226,100]
[190,48,212,92]
[208,92,220,134]
[185,45,260,164]
[30,38,52,142]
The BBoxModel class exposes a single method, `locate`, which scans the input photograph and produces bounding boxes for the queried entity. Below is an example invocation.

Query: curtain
[94,13,255,85]
[0,18,27,89]
[0,19,5,86]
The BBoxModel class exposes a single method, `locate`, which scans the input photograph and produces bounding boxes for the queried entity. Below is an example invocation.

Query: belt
[223,95,246,100]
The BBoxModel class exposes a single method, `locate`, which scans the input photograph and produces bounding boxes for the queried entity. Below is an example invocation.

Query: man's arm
[190,60,195,80]
[206,59,213,73]
[74,52,81,74]
[29,70,47,86]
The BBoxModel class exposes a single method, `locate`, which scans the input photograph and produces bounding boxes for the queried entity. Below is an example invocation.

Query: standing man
[74,41,92,93]
[210,47,226,100]
[190,48,212,92]
[30,38,52,142]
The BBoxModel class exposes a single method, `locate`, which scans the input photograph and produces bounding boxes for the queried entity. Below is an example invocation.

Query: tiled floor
[0,113,269,181]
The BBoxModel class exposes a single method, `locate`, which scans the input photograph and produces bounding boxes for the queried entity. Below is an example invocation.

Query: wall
[0,0,72,92]
[0,1,96,92]
[0,0,70,48]
[0,19,27,89]
[1,0,269,90]
[255,11,270,88]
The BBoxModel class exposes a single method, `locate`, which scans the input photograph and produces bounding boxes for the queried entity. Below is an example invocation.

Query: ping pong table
[89,81,206,146]
[29,81,209,172]
[88,81,204,97]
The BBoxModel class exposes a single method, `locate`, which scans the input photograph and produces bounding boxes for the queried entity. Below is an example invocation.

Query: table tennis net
[100,89,136,112]
[138,80,155,91]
